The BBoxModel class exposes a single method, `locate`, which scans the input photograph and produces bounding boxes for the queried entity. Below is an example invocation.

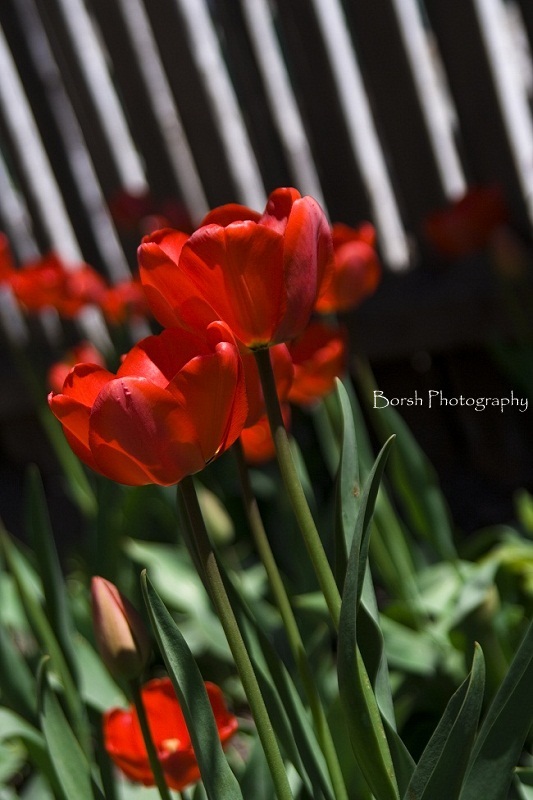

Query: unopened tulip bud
[91,577,151,681]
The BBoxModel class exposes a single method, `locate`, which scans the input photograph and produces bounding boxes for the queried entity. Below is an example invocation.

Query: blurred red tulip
[0,233,15,280]
[100,279,150,325]
[241,343,294,427]
[240,405,291,464]
[8,254,107,317]
[48,322,247,486]
[104,677,238,791]
[423,185,508,258]
[288,321,347,406]
[138,187,334,349]
[109,189,193,236]
[316,222,381,314]
[48,341,105,394]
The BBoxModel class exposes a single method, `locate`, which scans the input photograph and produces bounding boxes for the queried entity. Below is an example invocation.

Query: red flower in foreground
[48,322,247,486]
[47,341,105,394]
[423,184,508,258]
[288,321,347,406]
[104,677,238,791]
[315,222,381,314]
[138,187,334,349]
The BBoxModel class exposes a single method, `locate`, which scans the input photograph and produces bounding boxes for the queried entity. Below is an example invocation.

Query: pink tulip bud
[91,577,151,681]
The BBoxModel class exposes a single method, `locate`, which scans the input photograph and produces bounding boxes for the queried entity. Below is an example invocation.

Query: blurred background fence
[1,0,533,532]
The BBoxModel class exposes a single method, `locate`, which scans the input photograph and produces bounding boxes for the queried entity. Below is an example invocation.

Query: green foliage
[0,368,532,799]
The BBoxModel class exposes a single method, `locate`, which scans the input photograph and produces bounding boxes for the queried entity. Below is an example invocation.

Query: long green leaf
[359,572,415,796]
[218,559,335,800]
[337,437,399,800]
[0,621,37,721]
[460,621,533,800]
[404,645,485,800]
[0,526,91,756]
[25,465,79,684]
[141,572,243,800]
[38,660,103,800]
[333,378,360,585]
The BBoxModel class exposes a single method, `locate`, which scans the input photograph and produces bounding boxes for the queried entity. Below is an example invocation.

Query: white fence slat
[310,0,410,269]
[172,0,266,209]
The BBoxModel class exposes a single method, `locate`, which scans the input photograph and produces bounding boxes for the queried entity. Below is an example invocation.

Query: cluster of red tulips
[42,187,381,475]
[6,188,381,792]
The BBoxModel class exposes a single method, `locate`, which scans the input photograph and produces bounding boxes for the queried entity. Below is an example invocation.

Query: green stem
[179,477,294,800]
[233,439,348,800]
[254,347,341,628]
[130,680,173,800]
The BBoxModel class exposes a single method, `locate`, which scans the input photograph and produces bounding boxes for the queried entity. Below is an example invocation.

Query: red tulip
[109,189,194,236]
[288,321,347,406]
[0,233,15,280]
[423,184,508,258]
[315,222,381,314]
[8,253,107,317]
[100,279,150,325]
[138,187,334,349]
[240,406,291,464]
[103,677,238,791]
[241,343,294,427]
[48,322,247,486]
[48,341,105,394]
[91,577,151,681]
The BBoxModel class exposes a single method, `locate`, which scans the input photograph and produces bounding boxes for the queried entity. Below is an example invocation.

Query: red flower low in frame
[104,677,238,791]
[48,322,247,486]
[138,187,334,349]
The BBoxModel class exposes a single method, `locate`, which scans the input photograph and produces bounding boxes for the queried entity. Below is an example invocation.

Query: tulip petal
[48,364,114,469]
[89,377,204,486]
[139,230,218,331]
[103,678,237,792]
[118,327,211,387]
[200,202,261,227]
[275,196,334,343]
[178,221,285,347]
[168,343,247,462]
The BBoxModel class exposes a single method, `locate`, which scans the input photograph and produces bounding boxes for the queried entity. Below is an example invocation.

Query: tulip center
[161,738,182,753]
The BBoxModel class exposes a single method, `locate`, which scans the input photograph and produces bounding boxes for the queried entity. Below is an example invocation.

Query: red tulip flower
[138,187,334,349]
[8,253,107,317]
[48,341,105,394]
[104,677,238,791]
[0,233,15,280]
[100,279,150,325]
[48,322,247,486]
[288,321,347,406]
[423,184,508,258]
[241,406,291,464]
[315,222,381,314]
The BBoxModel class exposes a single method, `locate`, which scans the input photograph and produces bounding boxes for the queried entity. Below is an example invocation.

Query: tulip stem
[233,439,349,800]
[129,680,173,800]
[254,347,341,629]
[179,477,294,800]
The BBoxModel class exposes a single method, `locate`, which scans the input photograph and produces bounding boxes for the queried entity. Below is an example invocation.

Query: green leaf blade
[141,572,243,800]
